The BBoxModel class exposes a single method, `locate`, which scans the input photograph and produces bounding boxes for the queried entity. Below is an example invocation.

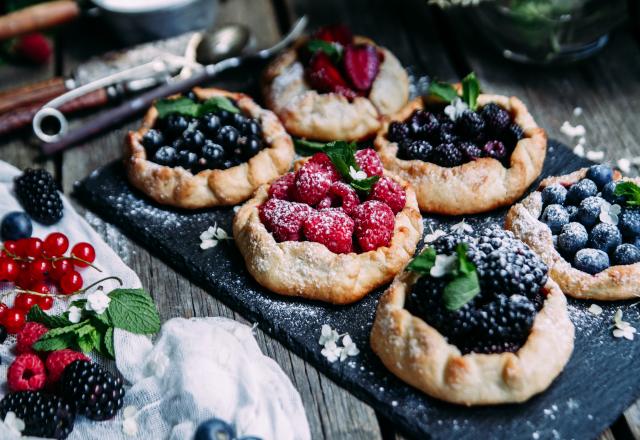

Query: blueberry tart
[374,75,547,215]
[506,164,640,300]
[262,25,409,142]
[125,88,295,208]
[370,228,573,405]
[233,143,422,304]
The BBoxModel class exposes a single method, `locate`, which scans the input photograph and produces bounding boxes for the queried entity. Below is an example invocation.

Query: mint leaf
[77,326,100,353]
[454,243,474,275]
[33,334,75,352]
[350,175,380,192]
[407,247,437,274]
[27,305,71,328]
[462,72,480,111]
[107,289,161,334]
[38,321,88,339]
[324,140,358,178]
[443,270,480,311]
[294,138,327,156]
[199,96,239,115]
[428,81,459,103]
[614,181,640,207]
[306,39,343,62]
[155,97,200,119]
[104,327,115,359]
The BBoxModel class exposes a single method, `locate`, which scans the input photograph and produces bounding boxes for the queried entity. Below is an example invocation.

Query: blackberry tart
[262,25,409,142]
[506,164,640,300]
[125,87,294,208]
[233,143,422,304]
[374,75,547,215]
[370,228,574,405]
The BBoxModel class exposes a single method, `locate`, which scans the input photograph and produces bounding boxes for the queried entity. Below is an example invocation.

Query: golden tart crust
[370,271,574,405]
[232,175,423,305]
[505,168,640,300]
[262,36,409,142]
[125,87,295,209]
[374,94,547,215]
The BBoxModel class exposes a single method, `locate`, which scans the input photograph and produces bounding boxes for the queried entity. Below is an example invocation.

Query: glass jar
[473,0,628,64]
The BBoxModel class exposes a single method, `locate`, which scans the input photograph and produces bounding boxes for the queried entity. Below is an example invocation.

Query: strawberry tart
[232,143,422,304]
[262,25,410,142]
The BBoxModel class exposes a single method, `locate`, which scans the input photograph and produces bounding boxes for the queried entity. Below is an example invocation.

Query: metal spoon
[196,23,252,65]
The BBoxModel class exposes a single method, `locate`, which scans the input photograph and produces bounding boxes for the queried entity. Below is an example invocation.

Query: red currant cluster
[0,232,97,333]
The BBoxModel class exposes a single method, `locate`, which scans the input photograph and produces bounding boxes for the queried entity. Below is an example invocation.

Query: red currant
[4,309,26,333]
[0,303,8,323]
[37,295,54,311]
[60,270,83,294]
[49,259,73,281]
[2,240,17,256]
[43,232,69,257]
[70,242,96,268]
[23,238,43,259]
[14,294,38,312]
[15,270,35,290]
[28,259,50,281]
[14,239,29,257]
[0,258,19,282]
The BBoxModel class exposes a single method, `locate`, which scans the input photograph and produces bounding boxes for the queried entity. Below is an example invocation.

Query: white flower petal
[613,328,626,338]
[588,304,603,316]
[451,220,473,234]
[586,150,605,162]
[425,229,446,243]
[68,306,82,323]
[123,406,138,419]
[123,417,139,436]
[614,308,623,325]
[560,121,586,138]
[342,335,353,347]
[430,254,458,278]
[200,239,218,250]
[617,158,631,174]
[573,144,585,157]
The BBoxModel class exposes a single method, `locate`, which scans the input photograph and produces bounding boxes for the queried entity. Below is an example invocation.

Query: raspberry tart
[125,87,294,208]
[506,164,640,300]
[233,143,422,304]
[262,24,409,142]
[370,227,574,405]
[374,74,547,214]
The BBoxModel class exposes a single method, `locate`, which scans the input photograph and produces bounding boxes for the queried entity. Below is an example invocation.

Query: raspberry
[328,182,360,215]
[13,33,52,65]
[8,354,47,392]
[352,200,395,251]
[46,349,91,383]
[16,322,48,355]
[368,177,406,214]
[259,199,313,242]
[308,152,340,181]
[317,197,333,209]
[268,172,295,200]
[303,209,354,254]
[354,148,384,177]
[293,161,334,205]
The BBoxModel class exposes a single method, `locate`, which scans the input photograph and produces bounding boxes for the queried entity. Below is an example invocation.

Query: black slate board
[75,140,640,440]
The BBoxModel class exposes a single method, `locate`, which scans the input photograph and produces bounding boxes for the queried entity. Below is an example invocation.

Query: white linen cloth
[0,161,310,440]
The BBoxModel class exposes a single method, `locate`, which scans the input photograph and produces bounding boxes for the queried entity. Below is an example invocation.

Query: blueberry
[177,150,198,171]
[164,114,189,137]
[588,223,622,253]
[153,146,177,166]
[141,129,164,153]
[201,141,226,168]
[566,205,579,222]
[619,208,640,240]
[217,110,235,125]
[1,212,32,241]
[541,204,570,233]
[566,179,598,205]
[182,129,206,151]
[240,119,262,137]
[602,181,624,205]
[0,325,6,344]
[613,244,640,265]
[399,139,433,161]
[200,114,221,136]
[194,418,235,440]
[216,125,240,149]
[574,248,610,274]
[239,136,263,160]
[586,164,613,189]
[577,196,606,228]
[557,222,588,256]
[541,184,567,206]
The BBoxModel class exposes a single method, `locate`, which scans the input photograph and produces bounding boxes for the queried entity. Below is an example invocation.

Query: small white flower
[85,290,111,315]
[600,203,621,226]
[586,150,605,162]
[321,340,343,363]
[200,223,231,250]
[588,304,603,316]
[349,166,367,181]
[451,219,473,234]
[444,98,468,122]
[2,412,25,436]
[424,228,446,243]
[123,417,139,436]
[430,254,458,278]
[617,158,631,174]
[339,335,360,361]
[613,309,636,340]
[573,107,583,117]
[319,324,339,346]
[68,305,82,323]
[573,144,585,157]
[560,121,586,138]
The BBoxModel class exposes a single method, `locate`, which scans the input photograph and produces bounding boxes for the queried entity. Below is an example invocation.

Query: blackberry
[14,169,63,225]
[387,121,411,143]
[458,141,482,161]
[614,244,640,265]
[503,122,524,149]
[480,103,511,134]
[408,110,439,140]
[586,164,613,190]
[1,211,32,241]
[398,139,433,161]
[431,143,463,167]
[437,121,458,144]
[0,391,75,439]
[541,184,567,206]
[482,140,507,160]
[59,360,125,421]
[455,110,485,143]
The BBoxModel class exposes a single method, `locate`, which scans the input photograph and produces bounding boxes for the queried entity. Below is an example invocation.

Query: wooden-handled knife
[0,0,81,41]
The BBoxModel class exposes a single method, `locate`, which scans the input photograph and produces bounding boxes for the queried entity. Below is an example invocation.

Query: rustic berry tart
[506,164,640,300]
[370,227,574,405]
[125,87,294,208]
[374,74,547,215]
[262,24,409,142]
[233,142,422,304]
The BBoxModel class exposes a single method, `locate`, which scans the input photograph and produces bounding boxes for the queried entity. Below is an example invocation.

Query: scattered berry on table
[0,258,19,282]
[588,223,622,254]
[1,211,32,241]
[586,164,613,189]
[619,208,640,240]
[0,391,75,439]
[14,294,39,313]
[0,325,7,344]
[558,222,589,256]
[354,148,384,177]
[8,353,47,392]
[46,349,91,383]
[14,169,64,225]
[303,208,355,254]
[352,201,395,252]
[4,308,26,333]
[566,178,598,205]
[541,204,570,234]
[59,270,83,295]
[43,232,69,257]
[577,196,606,228]
[541,184,567,206]
[70,242,96,267]
[194,418,236,440]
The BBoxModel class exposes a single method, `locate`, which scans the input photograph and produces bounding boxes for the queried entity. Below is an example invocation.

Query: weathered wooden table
[1,0,639,438]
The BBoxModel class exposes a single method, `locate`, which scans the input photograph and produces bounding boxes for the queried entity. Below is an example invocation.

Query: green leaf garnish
[155,96,239,119]
[199,96,240,115]
[461,72,480,111]
[427,81,459,103]
[406,247,437,274]
[27,305,72,328]
[306,39,343,62]
[294,138,327,156]
[614,181,640,207]
[107,288,161,335]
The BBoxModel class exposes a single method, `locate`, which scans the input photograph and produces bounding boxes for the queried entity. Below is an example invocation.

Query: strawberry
[313,24,353,46]
[307,52,357,100]
[13,33,52,65]
[343,44,381,92]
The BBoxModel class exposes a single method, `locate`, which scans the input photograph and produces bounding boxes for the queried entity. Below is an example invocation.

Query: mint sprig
[28,288,161,359]
[407,243,480,311]
[306,39,343,62]
[427,71,481,111]
[614,181,640,207]
[427,81,459,103]
[294,138,327,156]
[155,96,239,119]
